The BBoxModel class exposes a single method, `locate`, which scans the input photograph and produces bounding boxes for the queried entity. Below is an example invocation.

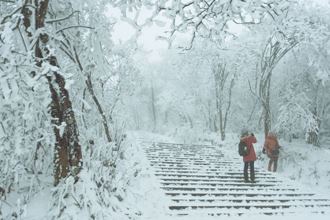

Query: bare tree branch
[46,10,79,23]
[56,25,94,34]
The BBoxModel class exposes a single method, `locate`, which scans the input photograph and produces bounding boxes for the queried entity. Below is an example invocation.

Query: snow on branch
[0,0,15,3]
[46,10,80,24]
[55,25,95,34]
[115,0,295,50]
[0,6,24,25]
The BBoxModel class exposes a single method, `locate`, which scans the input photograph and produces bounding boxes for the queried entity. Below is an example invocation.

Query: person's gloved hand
[262,148,266,154]
[250,133,254,136]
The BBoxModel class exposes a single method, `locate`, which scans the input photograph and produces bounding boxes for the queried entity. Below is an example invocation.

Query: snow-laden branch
[0,6,22,24]
[46,10,80,24]
[0,4,36,24]
[55,25,94,34]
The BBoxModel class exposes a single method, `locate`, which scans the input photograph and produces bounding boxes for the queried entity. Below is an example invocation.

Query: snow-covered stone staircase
[145,142,330,216]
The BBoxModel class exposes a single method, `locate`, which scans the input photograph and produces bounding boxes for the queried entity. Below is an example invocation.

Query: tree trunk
[254,35,297,138]
[72,47,112,143]
[85,74,112,143]
[264,107,271,138]
[307,109,320,146]
[151,84,157,131]
[213,63,233,141]
[47,73,82,185]
[219,108,225,141]
[27,0,82,185]
[307,131,319,146]
[263,85,271,138]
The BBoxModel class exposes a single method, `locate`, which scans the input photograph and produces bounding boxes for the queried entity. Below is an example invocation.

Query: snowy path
[144,142,330,217]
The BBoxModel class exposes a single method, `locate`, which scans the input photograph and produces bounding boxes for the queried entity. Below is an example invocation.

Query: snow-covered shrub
[0,14,54,210]
[46,131,165,220]
[275,81,319,142]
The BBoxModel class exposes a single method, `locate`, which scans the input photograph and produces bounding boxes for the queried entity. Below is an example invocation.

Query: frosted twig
[46,11,80,24]
[56,25,94,34]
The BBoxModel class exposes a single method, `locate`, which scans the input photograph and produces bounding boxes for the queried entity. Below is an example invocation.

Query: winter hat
[240,128,249,137]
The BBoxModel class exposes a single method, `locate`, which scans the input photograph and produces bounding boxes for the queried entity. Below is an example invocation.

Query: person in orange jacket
[240,130,257,183]
[263,132,280,172]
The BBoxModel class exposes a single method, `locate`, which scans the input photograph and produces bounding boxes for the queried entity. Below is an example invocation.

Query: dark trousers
[244,161,255,182]
[268,158,278,172]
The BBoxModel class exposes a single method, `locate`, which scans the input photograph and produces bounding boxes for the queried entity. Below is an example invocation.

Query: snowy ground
[1,130,330,220]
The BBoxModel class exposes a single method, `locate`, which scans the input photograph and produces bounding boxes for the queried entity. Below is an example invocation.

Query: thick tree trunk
[47,72,82,185]
[27,0,82,185]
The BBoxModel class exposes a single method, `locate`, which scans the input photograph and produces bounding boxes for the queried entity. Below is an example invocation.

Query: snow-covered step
[164,191,316,197]
[148,161,235,165]
[160,184,298,191]
[153,170,273,175]
[152,167,247,172]
[161,187,299,193]
[159,178,282,184]
[154,173,278,180]
[168,201,330,210]
[150,165,246,170]
[160,181,284,187]
[170,197,330,203]
[169,206,329,216]
[147,156,223,159]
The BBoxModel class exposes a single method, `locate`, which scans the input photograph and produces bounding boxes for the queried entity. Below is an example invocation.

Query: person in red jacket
[240,130,257,183]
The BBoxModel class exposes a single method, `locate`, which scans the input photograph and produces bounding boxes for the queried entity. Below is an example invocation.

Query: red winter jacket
[241,135,257,162]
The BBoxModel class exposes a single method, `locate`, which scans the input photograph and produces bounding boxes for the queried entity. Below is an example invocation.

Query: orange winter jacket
[264,134,280,159]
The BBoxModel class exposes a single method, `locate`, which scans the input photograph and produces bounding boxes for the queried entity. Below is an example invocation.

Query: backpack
[270,146,280,157]
[238,141,249,156]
